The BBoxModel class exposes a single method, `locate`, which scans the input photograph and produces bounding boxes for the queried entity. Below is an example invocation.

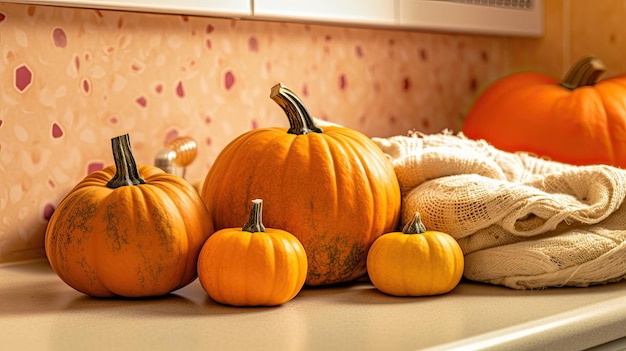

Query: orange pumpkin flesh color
[462,56,626,168]
[366,212,464,297]
[201,83,401,286]
[197,199,308,306]
[45,134,213,298]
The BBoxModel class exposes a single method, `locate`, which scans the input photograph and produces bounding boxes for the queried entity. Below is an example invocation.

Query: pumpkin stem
[270,82,323,135]
[242,199,266,233]
[559,56,606,90]
[106,134,146,189]
[402,212,427,235]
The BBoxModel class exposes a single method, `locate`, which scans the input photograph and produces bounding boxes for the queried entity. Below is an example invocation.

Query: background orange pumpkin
[45,134,213,297]
[462,56,626,168]
[201,83,401,286]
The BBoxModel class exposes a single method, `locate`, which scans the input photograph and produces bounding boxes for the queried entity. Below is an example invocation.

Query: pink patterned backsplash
[0,3,509,262]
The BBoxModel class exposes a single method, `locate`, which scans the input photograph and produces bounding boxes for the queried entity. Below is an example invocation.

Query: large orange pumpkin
[45,134,213,297]
[462,56,626,168]
[201,83,401,286]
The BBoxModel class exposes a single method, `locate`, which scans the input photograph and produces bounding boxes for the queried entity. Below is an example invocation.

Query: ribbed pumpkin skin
[45,165,213,298]
[201,125,401,286]
[197,226,308,306]
[462,61,626,168]
[367,231,464,296]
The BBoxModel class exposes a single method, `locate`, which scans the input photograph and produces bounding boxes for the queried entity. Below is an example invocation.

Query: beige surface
[2,259,626,350]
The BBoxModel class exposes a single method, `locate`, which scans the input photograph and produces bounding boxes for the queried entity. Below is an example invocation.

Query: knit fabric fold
[372,131,626,289]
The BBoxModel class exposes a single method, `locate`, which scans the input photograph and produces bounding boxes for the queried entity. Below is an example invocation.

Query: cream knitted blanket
[372,131,626,289]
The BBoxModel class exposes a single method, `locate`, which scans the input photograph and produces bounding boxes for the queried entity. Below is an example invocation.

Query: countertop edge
[423,294,626,351]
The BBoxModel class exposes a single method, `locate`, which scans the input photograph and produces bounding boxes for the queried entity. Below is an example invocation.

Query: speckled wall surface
[4,0,616,263]
[0,3,515,262]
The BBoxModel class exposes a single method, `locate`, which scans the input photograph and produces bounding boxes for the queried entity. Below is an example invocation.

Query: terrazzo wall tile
[0,2,529,263]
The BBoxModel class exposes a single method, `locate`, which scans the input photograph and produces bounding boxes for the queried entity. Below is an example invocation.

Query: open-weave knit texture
[372,131,626,289]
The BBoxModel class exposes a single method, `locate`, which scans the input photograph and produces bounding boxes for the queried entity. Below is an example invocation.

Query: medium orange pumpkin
[462,56,626,168]
[201,83,401,286]
[45,134,213,298]
[197,199,308,306]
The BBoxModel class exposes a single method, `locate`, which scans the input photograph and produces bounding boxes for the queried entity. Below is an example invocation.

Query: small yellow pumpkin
[45,134,213,298]
[197,199,308,306]
[366,212,464,296]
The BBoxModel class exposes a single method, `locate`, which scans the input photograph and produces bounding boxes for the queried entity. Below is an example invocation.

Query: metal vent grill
[440,0,533,9]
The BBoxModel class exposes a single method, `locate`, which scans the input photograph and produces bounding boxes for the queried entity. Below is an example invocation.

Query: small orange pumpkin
[197,199,308,306]
[462,56,626,168]
[366,212,464,296]
[45,134,213,298]
[201,83,401,286]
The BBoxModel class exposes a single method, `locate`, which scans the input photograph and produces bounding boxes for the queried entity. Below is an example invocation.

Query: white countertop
[2,259,626,351]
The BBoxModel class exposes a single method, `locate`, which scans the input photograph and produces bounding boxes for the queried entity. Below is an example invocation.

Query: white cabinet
[4,0,543,37]
[253,0,396,27]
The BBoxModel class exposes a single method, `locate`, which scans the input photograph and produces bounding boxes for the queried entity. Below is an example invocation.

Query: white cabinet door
[253,0,396,27]
[4,0,251,17]
[397,0,543,36]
